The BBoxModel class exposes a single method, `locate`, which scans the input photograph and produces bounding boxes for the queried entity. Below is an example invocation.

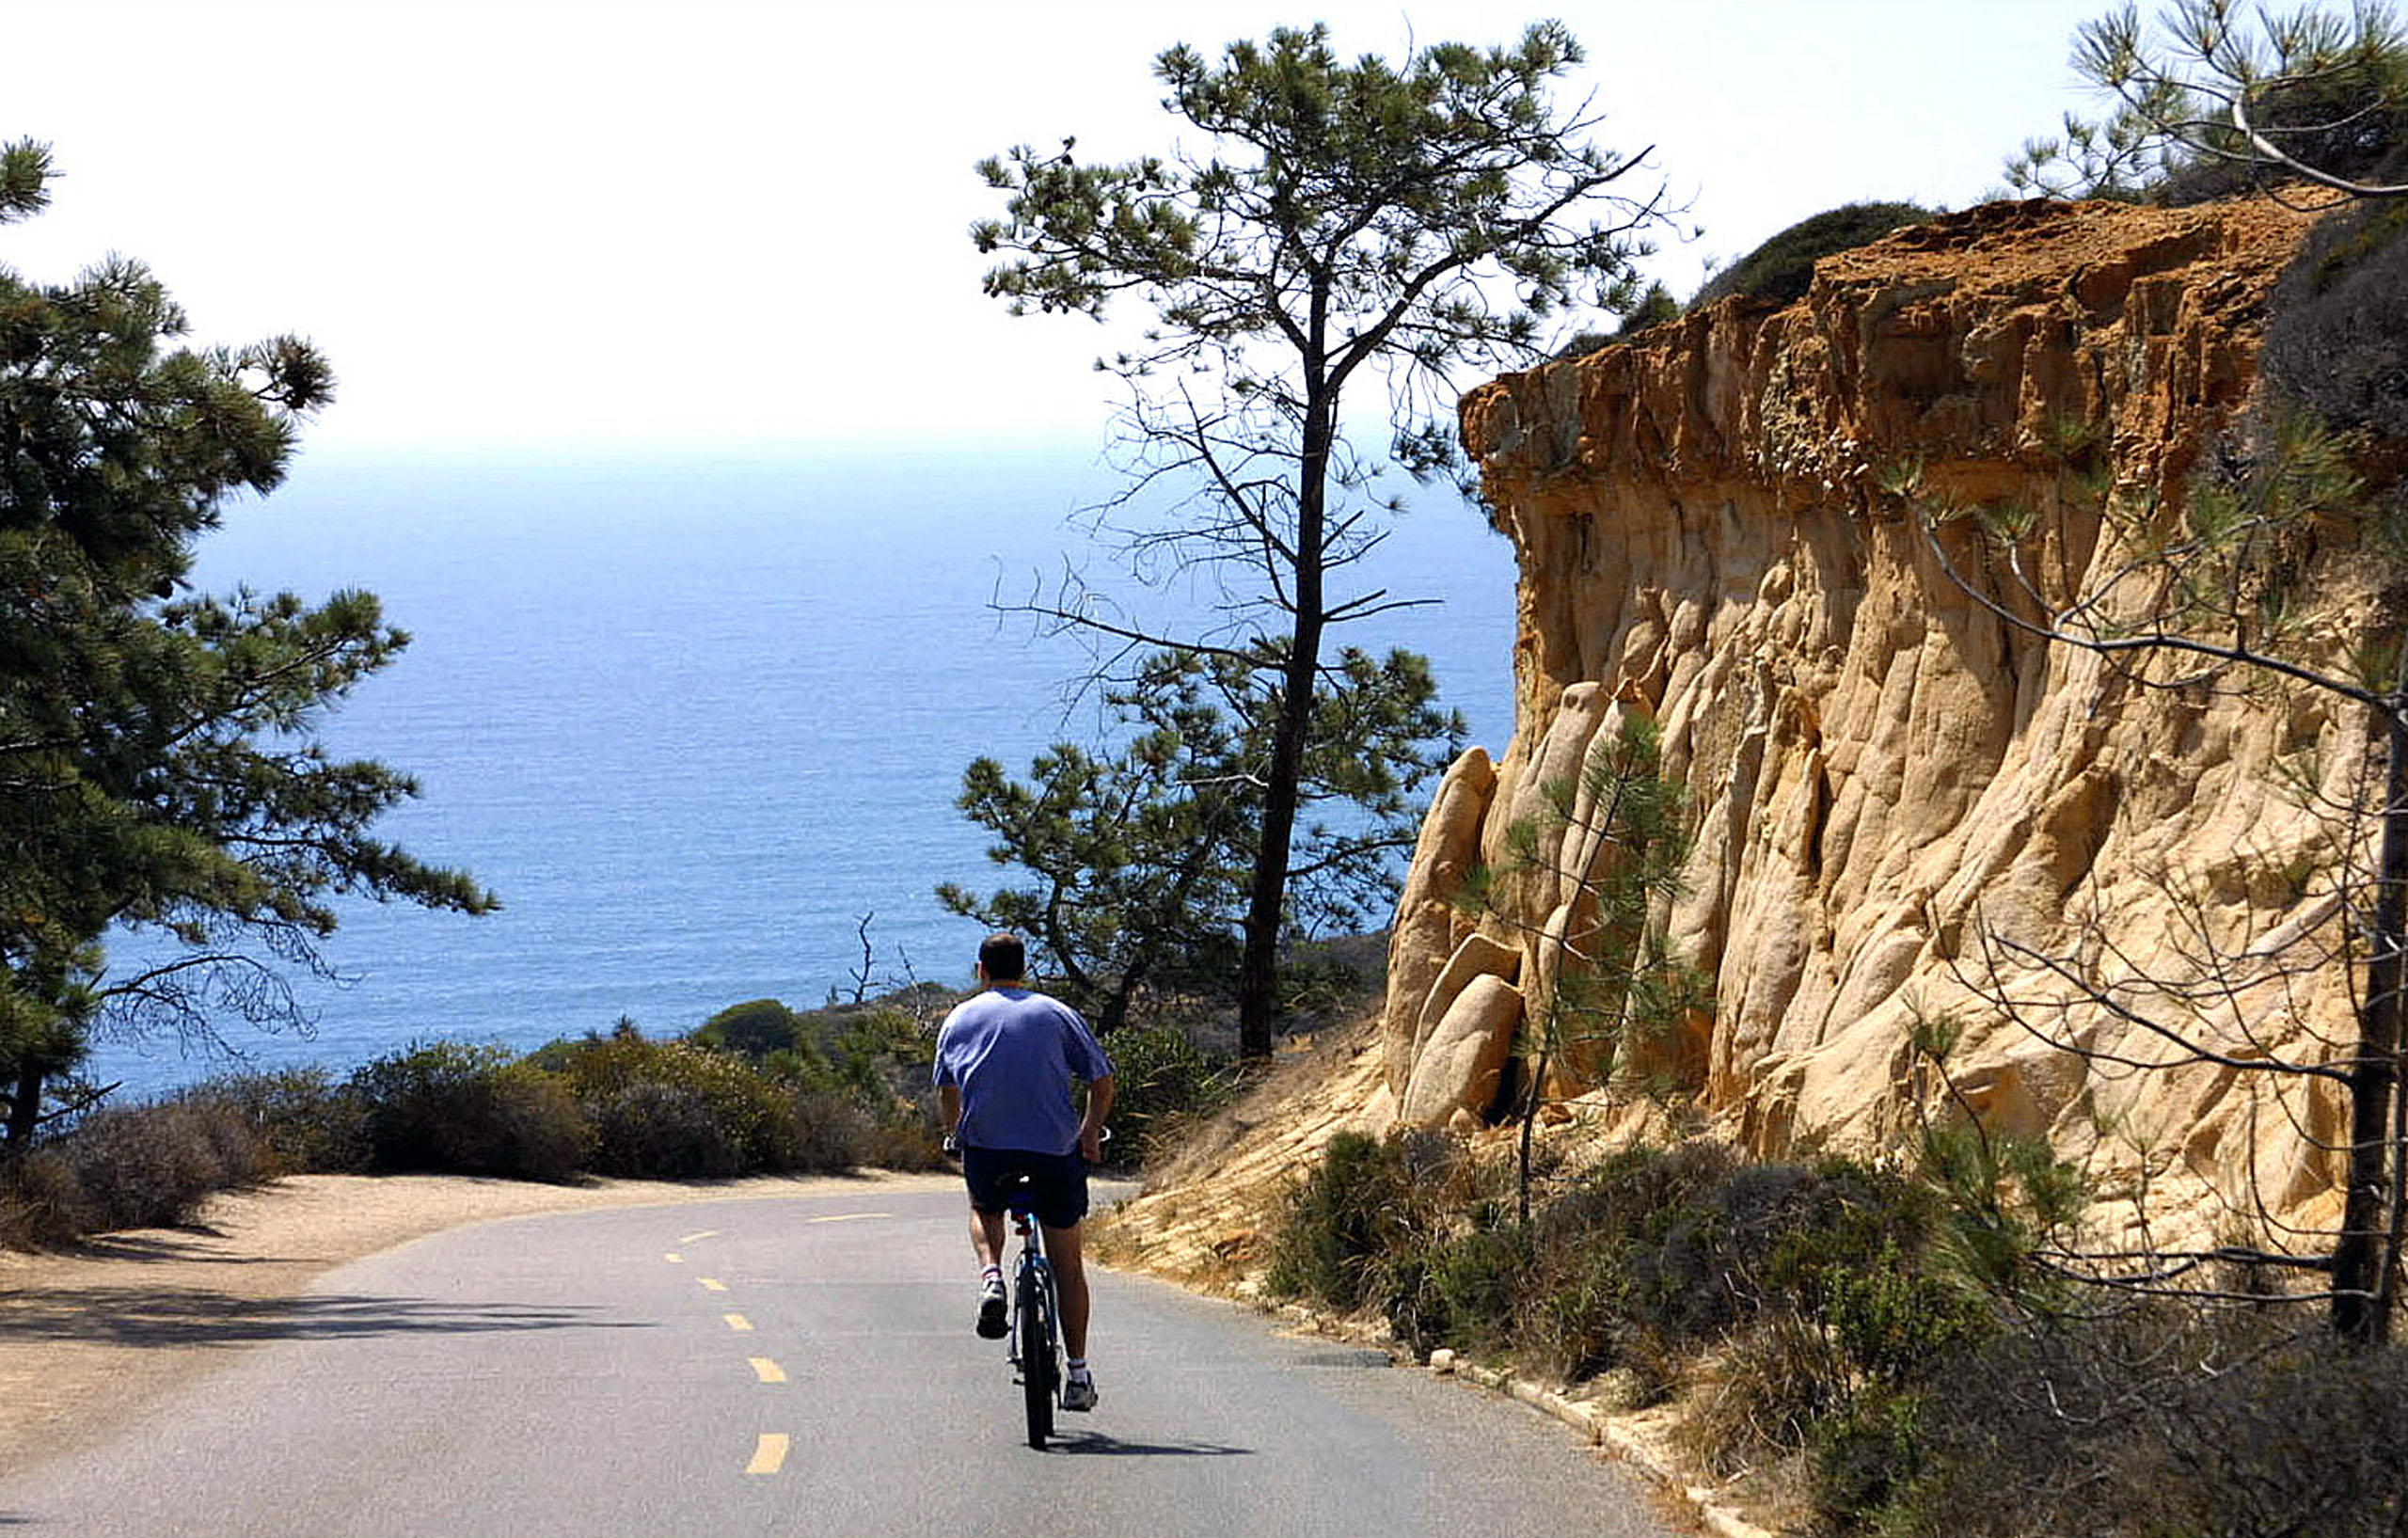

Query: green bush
[1265,1129,1470,1312]
[1692,201,1935,309]
[1557,280,1684,357]
[551,1036,806,1176]
[693,998,810,1060]
[1810,1387,1928,1528]
[192,1067,372,1174]
[1100,1020,1241,1163]
[1409,1224,1533,1357]
[348,1042,591,1182]
[1267,1134,1991,1444]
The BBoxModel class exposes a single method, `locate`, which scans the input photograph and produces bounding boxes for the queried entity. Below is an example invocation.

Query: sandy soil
[0,1168,956,1474]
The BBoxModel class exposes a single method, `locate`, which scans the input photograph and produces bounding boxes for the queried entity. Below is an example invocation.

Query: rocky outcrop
[1381,197,2370,1236]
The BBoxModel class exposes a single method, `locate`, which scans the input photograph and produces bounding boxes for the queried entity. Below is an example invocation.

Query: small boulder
[1402,974,1526,1128]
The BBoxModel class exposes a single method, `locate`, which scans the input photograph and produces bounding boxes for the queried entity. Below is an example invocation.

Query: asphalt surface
[0,1185,1676,1537]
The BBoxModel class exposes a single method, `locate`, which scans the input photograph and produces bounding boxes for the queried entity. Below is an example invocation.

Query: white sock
[1067,1357,1091,1382]
[981,1264,1001,1284]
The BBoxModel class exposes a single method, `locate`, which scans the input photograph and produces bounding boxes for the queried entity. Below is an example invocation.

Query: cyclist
[933,931,1116,1411]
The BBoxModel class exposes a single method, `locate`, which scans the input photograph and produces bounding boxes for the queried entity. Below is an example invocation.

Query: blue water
[87,445,1517,1094]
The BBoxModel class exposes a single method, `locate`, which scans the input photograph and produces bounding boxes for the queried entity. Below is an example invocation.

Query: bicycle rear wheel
[1015,1262,1054,1449]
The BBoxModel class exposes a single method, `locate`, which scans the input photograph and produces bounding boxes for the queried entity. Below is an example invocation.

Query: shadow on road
[0,1288,638,1349]
[1048,1430,1252,1457]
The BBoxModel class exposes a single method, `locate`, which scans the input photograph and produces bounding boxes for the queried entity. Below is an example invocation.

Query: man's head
[976,931,1027,986]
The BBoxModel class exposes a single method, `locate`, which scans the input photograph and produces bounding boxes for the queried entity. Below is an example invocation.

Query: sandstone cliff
[1376,197,2380,1241]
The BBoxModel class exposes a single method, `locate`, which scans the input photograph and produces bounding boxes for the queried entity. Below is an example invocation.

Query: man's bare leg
[969,1207,1006,1270]
[1043,1221,1090,1359]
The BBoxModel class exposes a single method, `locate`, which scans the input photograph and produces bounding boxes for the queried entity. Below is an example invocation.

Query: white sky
[5,0,2111,460]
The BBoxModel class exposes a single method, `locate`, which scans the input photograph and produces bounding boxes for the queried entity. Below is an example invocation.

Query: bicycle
[946,1131,1105,1451]
[1002,1175,1061,1450]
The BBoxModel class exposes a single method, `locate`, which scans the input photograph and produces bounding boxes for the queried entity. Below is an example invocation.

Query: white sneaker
[1061,1374,1098,1412]
[975,1276,1007,1340]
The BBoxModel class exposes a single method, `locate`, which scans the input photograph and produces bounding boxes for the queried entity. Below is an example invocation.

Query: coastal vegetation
[0,991,953,1247]
[1264,1130,2408,1536]
[1687,201,1937,309]
[0,959,1266,1248]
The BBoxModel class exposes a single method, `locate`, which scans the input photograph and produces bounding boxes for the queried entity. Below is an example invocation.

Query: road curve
[0,1185,1674,1538]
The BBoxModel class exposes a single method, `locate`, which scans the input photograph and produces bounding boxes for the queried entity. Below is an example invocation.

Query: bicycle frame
[1005,1190,1062,1448]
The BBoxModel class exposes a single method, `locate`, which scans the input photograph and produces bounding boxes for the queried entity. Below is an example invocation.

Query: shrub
[786,1082,881,1174]
[693,998,809,1060]
[812,1004,938,1106]
[1,1100,271,1239]
[1400,1224,1532,1358]
[1558,280,1684,356]
[1809,1387,1928,1528]
[2263,197,2408,441]
[1864,1309,2408,1538]
[551,1036,805,1176]
[1519,1229,1641,1384]
[1100,1020,1240,1164]
[1692,201,1935,309]
[586,1080,746,1179]
[192,1067,371,1174]
[1679,1309,1852,1476]
[348,1042,591,1182]
[1265,1129,1470,1313]
[0,1148,85,1247]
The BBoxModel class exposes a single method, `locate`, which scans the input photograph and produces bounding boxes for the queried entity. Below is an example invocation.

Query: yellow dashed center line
[807,1212,892,1224]
[724,1313,752,1332]
[746,1434,789,1475]
[677,1229,719,1245]
[699,1276,728,1292]
[663,1252,684,1264]
[749,1356,787,1385]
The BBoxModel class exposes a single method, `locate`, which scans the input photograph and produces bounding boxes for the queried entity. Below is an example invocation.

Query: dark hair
[978,932,1026,982]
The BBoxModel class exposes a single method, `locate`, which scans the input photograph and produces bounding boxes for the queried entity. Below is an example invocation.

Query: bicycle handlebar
[941,1126,1110,1158]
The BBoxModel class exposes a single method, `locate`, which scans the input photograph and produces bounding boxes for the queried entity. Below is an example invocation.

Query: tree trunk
[2334,694,2408,1343]
[1235,384,1333,1060]
[5,1063,41,1150]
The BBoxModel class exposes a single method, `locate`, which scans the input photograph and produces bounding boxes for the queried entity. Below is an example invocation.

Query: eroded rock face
[1380,198,2367,1236]
[1400,973,1524,1129]
[1379,747,1498,1096]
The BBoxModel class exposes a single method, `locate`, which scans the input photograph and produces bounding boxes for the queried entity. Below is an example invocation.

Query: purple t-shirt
[932,987,1114,1155]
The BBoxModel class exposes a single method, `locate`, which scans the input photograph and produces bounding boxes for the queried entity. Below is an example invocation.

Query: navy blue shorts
[961,1145,1089,1230]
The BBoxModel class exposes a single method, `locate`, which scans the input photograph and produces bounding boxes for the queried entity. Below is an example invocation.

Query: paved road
[0,1185,1673,1537]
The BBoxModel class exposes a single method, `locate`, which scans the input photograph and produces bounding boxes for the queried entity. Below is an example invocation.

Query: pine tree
[941,645,1457,1032]
[974,23,1668,1055]
[0,140,494,1145]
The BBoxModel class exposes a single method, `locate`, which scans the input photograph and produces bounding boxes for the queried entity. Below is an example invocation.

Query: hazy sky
[6,0,2112,459]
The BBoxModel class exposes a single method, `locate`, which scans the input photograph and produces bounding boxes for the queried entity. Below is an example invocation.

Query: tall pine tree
[974,24,1667,1054]
[0,140,493,1145]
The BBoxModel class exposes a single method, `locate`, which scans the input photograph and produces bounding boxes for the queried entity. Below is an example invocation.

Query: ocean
[87,444,1519,1095]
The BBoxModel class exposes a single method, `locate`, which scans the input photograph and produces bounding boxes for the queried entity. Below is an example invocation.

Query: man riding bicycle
[933,932,1116,1411]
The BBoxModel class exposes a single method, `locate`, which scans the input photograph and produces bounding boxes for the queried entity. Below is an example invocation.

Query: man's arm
[940,1083,962,1145]
[1077,1074,1115,1164]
